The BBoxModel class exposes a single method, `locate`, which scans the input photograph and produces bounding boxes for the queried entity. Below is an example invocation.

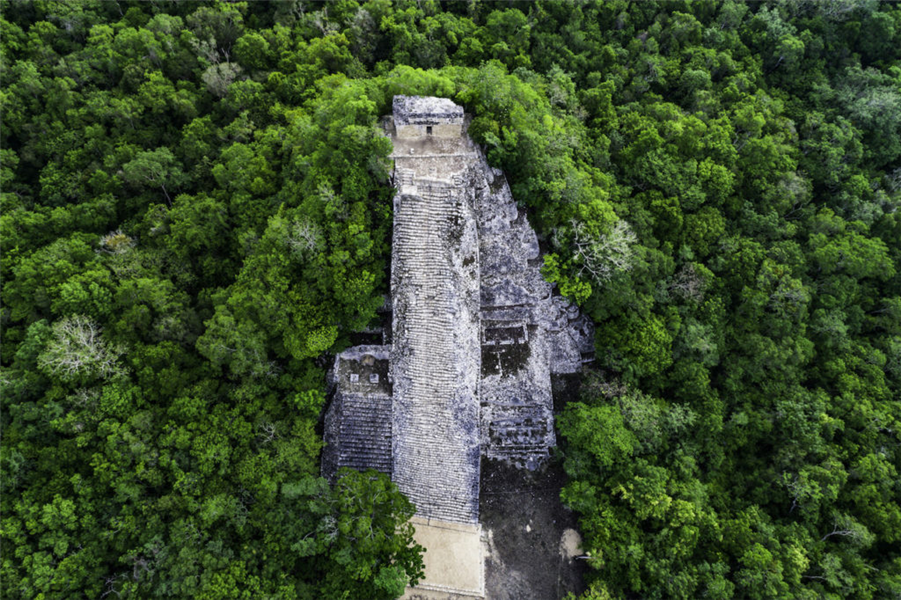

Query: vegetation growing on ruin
[2,1,900,598]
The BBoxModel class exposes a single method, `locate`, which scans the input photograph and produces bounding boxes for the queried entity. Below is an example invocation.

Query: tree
[37,314,125,383]
[833,65,901,168]
[201,62,243,98]
[571,219,638,284]
[315,469,425,598]
[3,3,901,598]
[121,147,187,206]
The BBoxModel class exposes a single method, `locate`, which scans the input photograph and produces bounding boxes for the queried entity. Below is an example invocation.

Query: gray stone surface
[473,149,595,463]
[322,346,393,480]
[475,160,555,467]
[394,95,464,127]
[322,97,594,521]
[390,181,481,524]
[394,96,466,139]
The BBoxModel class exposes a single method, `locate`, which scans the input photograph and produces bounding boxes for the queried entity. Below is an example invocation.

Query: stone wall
[396,123,463,139]
[394,95,464,139]
[322,345,393,480]
[475,161,558,468]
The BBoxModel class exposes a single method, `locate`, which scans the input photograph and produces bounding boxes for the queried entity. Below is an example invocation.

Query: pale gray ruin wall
[322,96,595,519]
[475,154,594,468]
[394,95,464,139]
[321,346,393,481]
[477,163,595,378]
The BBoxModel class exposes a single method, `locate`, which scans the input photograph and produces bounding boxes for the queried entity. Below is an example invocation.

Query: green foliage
[2,1,900,599]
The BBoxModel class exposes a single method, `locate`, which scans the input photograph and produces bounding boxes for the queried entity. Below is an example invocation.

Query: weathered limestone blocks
[394,95,464,139]
[322,96,595,523]
[538,298,596,375]
[390,181,481,524]
[474,151,591,466]
[321,346,393,479]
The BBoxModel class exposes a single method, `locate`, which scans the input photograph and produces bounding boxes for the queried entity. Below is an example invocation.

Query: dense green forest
[1,1,900,598]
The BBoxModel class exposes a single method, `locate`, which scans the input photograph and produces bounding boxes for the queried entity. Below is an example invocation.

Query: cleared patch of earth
[480,456,587,600]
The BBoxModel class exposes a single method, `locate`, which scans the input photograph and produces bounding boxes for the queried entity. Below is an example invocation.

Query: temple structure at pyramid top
[393,95,464,138]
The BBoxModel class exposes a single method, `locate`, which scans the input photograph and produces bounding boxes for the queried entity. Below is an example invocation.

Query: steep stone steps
[391,183,480,524]
[333,392,393,475]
